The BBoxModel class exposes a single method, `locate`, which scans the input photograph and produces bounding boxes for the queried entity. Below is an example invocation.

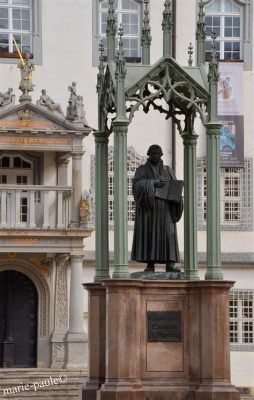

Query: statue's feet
[144,262,155,272]
[166,262,180,273]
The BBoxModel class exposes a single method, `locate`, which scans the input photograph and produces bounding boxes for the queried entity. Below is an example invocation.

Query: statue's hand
[154,178,166,188]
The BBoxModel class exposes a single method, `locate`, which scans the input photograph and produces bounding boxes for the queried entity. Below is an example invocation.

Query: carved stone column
[65,254,87,369]
[51,254,68,368]
[70,151,83,227]
[182,129,199,280]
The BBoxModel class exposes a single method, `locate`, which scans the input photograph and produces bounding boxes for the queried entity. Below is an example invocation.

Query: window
[204,0,243,61]
[0,0,41,63]
[197,158,253,230]
[97,0,142,62]
[91,146,146,228]
[230,289,254,351]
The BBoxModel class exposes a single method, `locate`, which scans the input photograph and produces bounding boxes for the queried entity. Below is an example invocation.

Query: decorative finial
[208,32,219,83]
[196,0,206,41]
[115,24,126,81]
[162,0,173,33]
[106,0,117,61]
[97,41,105,94]
[188,43,193,66]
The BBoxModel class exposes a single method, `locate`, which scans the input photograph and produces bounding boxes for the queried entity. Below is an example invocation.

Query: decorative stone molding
[55,255,69,330]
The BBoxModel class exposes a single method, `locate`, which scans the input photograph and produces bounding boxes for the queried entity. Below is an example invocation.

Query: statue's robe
[131,160,183,263]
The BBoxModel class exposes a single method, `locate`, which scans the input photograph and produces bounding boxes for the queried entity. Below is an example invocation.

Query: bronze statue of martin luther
[131,144,183,273]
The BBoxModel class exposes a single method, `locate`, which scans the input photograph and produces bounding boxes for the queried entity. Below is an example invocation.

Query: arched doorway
[0,270,37,368]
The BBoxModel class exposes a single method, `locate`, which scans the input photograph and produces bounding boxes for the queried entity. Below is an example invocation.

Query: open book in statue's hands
[155,180,184,202]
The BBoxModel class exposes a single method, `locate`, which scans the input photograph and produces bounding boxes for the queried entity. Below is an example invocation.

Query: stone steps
[0,368,87,400]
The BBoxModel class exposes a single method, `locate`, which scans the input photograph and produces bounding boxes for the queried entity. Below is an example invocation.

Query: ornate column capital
[112,119,129,135]
[205,122,223,136]
[70,254,84,264]
[182,133,199,146]
[55,254,69,267]
[56,157,70,167]
[94,130,110,144]
[71,150,84,158]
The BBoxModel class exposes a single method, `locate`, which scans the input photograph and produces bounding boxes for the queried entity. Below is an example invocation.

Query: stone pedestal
[83,280,240,400]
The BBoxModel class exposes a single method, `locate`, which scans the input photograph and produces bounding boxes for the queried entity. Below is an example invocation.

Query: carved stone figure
[0,88,15,108]
[76,95,86,120]
[66,82,87,123]
[18,53,34,100]
[38,89,63,115]
[131,144,183,273]
[66,82,77,121]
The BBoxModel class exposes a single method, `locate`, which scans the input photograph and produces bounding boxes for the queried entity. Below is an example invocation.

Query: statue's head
[147,144,163,164]
[41,89,46,94]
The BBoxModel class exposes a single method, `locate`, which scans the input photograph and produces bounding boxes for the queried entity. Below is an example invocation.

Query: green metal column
[112,121,129,278]
[112,26,129,279]
[94,41,110,282]
[205,33,223,280]
[182,119,199,280]
[94,131,110,282]
[205,123,223,280]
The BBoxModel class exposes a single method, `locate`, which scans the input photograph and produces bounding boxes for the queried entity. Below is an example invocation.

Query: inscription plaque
[147,311,182,342]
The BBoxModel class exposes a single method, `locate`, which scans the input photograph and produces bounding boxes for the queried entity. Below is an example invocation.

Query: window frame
[230,289,254,351]
[0,0,42,64]
[92,0,144,66]
[204,0,243,61]
[203,0,253,70]
[197,157,253,231]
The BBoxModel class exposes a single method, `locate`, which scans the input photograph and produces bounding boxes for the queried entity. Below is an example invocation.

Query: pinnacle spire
[196,0,206,65]
[141,0,152,64]
[162,0,173,57]
[188,43,193,66]
[97,41,105,94]
[115,24,126,81]
[208,32,220,121]
[106,0,117,62]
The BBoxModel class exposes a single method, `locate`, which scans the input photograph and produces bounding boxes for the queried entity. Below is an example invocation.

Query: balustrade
[0,185,72,229]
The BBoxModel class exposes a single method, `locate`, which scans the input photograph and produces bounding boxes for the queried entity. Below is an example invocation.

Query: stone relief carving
[55,260,68,330]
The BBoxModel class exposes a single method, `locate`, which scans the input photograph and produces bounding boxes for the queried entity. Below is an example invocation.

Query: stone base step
[0,368,87,400]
